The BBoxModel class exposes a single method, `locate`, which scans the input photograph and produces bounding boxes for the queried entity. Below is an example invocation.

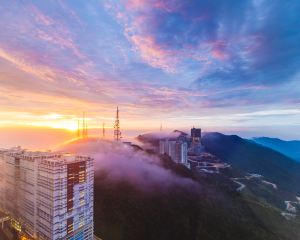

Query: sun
[25,119,78,132]
[50,120,78,131]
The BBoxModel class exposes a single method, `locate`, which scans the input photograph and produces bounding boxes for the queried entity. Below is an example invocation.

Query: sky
[0,0,300,147]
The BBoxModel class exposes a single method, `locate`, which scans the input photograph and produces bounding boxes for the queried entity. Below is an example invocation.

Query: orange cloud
[0,48,56,82]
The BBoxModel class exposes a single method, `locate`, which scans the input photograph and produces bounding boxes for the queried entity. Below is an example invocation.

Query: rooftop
[0,147,91,164]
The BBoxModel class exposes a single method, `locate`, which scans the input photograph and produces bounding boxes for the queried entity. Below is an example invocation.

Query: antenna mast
[82,112,85,138]
[114,106,121,141]
[77,119,80,138]
[82,112,88,138]
[102,122,105,138]
[85,121,88,138]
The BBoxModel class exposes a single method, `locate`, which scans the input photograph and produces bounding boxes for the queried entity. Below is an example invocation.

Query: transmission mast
[85,121,88,138]
[77,119,80,138]
[114,106,121,141]
[82,112,85,138]
[102,122,105,138]
[81,112,88,138]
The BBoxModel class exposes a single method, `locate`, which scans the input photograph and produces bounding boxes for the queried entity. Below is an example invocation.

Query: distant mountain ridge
[252,137,300,162]
[201,132,300,194]
[93,132,300,240]
[137,131,300,194]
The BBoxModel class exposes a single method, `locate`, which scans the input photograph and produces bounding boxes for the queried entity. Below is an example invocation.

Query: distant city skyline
[0,1,300,141]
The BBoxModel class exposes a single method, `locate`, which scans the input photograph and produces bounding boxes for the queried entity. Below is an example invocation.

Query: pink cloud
[27,5,55,26]
[152,0,183,12]
[0,47,56,82]
[105,1,217,72]
[58,0,84,26]
[25,4,90,62]
[0,43,93,92]
[130,35,177,72]
[124,0,181,12]
[125,0,148,9]
[211,49,229,60]
[36,29,87,60]
[210,41,230,61]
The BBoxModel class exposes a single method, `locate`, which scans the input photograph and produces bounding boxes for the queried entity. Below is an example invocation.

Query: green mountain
[252,137,300,162]
[94,153,300,240]
[202,132,300,194]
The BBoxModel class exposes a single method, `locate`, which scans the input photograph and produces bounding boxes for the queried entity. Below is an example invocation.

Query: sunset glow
[0,0,300,148]
[1,2,300,240]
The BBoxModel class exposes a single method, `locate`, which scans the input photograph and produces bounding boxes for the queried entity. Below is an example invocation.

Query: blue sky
[0,0,299,139]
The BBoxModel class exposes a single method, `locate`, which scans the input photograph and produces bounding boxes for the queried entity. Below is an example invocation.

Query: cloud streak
[108,0,300,94]
[0,1,299,137]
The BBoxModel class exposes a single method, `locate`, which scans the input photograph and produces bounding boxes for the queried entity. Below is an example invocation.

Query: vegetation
[202,132,300,194]
[94,152,300,240]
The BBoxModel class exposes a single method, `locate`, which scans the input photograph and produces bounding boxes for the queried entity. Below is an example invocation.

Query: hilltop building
[159,140,188,166]
[190,127,204,155]
[0,147,94,240]
[191,127,201,143]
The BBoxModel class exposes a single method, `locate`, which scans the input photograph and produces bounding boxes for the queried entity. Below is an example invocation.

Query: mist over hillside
[59,138,196,191]
[59,136,300,240]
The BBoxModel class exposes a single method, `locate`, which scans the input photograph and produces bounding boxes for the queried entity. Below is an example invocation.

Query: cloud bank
[106,0,300,106]
[59,138,197,192]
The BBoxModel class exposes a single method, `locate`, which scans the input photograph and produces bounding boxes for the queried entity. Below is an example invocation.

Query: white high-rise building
[0,147,94,240]
[159,140,188,165]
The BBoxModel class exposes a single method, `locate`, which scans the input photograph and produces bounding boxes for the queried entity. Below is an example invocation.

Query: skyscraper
[0,147,94,240]
[191,127,201,143]
[159,140,188,165]
[190,127,203,155]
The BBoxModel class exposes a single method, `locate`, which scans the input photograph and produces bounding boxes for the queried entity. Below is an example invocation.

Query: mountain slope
[94,158,300,240]
[202,132,300,194]
[74,135,300,240]
[252,137,300,162]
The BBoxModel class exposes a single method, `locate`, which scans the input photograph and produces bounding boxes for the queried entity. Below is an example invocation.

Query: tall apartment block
[159,140,188,166]
[190,128,203,155]
[191,127,201,143]
[0,147,94,240]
